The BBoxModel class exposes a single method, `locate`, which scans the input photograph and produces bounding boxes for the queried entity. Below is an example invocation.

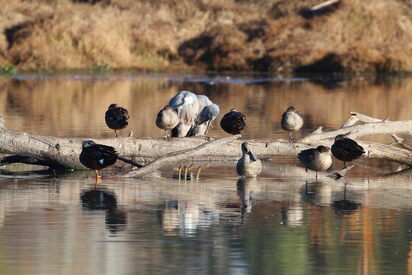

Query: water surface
[0,72,411,274]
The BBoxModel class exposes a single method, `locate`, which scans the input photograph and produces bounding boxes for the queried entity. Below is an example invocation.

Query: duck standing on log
[298,145,332,180]
[237,142,262,178]
[331,134,365,167]
[79,140,142,180]
[220,109,247,135]
[281,106,303,142]
[156,105,180,140]
[105,104,129,137]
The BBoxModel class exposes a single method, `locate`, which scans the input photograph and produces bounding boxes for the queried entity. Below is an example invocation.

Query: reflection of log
[0,113,412,176]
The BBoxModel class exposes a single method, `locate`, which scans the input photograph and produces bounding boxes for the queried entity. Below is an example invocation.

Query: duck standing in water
[156,105,180,140]
[281,106,303,142]
[105,104,129,137]
[237,142,262,178]
[298,145,332,180]
[331,134,365,167]
[220,109,247,135]
[79,140,118,180]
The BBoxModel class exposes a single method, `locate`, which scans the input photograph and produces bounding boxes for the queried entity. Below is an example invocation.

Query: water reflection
[1,72,412,144]
[1,73,412,274]
[332,182,362,215]
[80,187,128,234]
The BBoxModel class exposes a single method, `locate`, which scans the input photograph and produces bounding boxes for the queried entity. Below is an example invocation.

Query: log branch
[0,112,412,174]
[117,135,241,178]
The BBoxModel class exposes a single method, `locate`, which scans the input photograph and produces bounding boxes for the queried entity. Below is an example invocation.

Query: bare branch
[117,135,241,178]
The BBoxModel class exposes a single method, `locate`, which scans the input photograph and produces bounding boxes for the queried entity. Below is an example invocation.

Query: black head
[317,145,330,153]
[82,140,96,148]
[334,134,346,141]
[108,104,118,109]
[335,132,352,141]
[241,142,250,154]
[286,106,296,112]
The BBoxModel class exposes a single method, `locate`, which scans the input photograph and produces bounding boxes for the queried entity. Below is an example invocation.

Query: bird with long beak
[236,142,262,178]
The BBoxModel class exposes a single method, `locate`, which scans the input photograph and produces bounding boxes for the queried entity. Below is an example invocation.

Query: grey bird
[169,91,200,137]
[187,103,220,136]
[156,105,180,140]
[281,106,303,142]
[105,104,129,137]
[237,142,262,178]
[298,145,332,180]
[331,134,365,168]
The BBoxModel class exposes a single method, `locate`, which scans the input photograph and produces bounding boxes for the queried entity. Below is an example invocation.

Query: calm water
[1,72,412,274]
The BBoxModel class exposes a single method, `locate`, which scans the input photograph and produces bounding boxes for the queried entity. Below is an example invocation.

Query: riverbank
[1,0,411,73]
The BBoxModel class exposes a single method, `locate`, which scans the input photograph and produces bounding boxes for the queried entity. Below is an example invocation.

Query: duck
[79,140,118,179]
[331,134,365,167]
[281,106,303,142]
[236,142,262,178]
[156,105,180,140]
[298,145,332,180]
[105,104,129,137]
[220,109,247,135]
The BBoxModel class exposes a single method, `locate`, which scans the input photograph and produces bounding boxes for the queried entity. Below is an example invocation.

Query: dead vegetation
[1,0,412,73]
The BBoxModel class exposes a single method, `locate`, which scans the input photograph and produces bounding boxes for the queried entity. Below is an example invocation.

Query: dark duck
[105,104,129,137]
[331,134,365,167]
[79,140,118,179]
[220,109,247,135]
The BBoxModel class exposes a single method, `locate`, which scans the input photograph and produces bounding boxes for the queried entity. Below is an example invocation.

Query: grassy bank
[1,0,411,73]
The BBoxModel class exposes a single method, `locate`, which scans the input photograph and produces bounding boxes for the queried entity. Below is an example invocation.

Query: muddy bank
[1,0,411,73]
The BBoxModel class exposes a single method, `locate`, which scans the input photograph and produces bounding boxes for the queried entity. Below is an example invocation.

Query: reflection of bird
[331,134,365,167]
[79,140,142,179]
[298,145,332,180]
[81,189,117,211]
[333,183,361,215]
[156,105,180,140]
[80,189,127,233]
[281,106,303,141]
[220,109,247,135]
[79,140,118,179]
[237,142,262,177]
[105,104,129,137]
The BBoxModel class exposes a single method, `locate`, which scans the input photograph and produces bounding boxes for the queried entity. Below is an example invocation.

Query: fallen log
[0,113,412,175]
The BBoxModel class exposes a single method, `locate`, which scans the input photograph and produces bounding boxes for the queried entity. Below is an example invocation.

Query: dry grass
[0,0,412,72]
